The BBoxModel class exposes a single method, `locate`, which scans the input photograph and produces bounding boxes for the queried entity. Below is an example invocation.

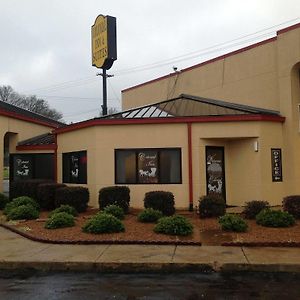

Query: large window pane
[63,151,87,184]
[160,149,181,183]
[115,150,136,183]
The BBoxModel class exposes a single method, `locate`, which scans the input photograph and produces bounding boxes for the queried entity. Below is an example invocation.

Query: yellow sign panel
[92,15,108,68]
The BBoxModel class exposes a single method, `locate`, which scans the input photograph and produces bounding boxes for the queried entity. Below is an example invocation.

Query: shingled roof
[17,133,55,147]
[0,100,64,128]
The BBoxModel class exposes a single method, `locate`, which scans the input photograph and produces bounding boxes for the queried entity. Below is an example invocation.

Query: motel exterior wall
[56,118,284,209]
[0,115,55,192]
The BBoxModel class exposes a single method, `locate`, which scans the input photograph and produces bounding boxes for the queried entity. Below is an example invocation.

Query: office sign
[91,15,117,69]
[271,148,282,182]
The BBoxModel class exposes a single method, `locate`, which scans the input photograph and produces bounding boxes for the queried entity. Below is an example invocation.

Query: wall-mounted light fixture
[254,140,259,152]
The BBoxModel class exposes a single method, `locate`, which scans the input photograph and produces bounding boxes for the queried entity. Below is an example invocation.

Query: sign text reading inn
[91,15,117,69]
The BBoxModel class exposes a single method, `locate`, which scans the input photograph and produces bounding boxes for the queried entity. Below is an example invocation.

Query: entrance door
[205,146,226,202]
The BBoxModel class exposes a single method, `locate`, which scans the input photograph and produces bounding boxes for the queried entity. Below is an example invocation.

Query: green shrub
[9,179,51,201]
[243,200,270,219]
[219,214,248,232]
[98,186,130,213]
[49,205,78,218]
[154,215,193,236]
[283,195,300,219]
[55,186,89,213]
[4,196,39,215]
[198,195,226,218]
[45,212,75,229]
[102,205,124,220]
[7,204,39,220]
[37,183,66,210]
[144,191,175,216]
[82,213,125,234]
[0,193,9,210]
[256,209,295,227]
[138,208,163,223]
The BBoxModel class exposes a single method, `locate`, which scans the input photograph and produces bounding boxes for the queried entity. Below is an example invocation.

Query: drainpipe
[187,123,193,211]
[54,133,58,183]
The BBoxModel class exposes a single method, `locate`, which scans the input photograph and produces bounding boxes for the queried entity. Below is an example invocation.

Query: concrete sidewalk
[0,227,300,273]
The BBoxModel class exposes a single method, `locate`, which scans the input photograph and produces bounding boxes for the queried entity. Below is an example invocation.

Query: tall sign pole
[91,15,117,116]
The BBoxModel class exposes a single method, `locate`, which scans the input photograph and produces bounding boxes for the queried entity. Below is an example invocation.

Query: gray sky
[0,0,299,123]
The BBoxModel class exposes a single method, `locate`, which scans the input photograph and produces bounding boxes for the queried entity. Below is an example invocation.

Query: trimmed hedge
[37,183,66,210]
[9,179,51,201]
[98,186,130,213]
[243,200,270,219]
[256,209,295,228]
[49,205,78,218]
[4,196,39,215]
[55,186,89,213]
[219,214,248,232]
[144,191,175,216]
[138,208,163,223]
[154,215,193,236]
[7,204,39,220]
[198,195,226,218]
[45,212,75,229]
[82,213,125,234]
[102,205,124,220]
[283,195,300,219]
[0,193,9,210]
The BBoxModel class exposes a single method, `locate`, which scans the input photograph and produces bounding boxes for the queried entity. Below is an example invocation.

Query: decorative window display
[115,148,181,184]
[63,151,87,184]
[271,148,282,182]
[10,154,54,181]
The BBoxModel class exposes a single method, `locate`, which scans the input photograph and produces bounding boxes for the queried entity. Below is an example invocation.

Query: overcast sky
[0,0,299,123]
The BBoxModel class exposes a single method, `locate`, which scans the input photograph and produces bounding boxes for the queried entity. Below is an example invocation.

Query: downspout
[54,132,58,183]
[187,123,193,211]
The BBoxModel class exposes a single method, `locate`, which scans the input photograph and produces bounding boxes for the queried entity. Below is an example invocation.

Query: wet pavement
[0,271,299,299]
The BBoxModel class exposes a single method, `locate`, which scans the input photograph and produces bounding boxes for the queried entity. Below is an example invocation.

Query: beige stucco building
[2,22,300,209]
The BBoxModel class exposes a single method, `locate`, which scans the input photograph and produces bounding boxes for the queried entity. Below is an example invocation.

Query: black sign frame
[271,148,283,182]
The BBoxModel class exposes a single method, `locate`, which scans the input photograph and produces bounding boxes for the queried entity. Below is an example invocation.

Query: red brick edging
[0,224,202,246]
[222,241,300,247]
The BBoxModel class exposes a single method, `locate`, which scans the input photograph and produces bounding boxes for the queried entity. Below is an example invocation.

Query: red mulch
[1,208,300,246]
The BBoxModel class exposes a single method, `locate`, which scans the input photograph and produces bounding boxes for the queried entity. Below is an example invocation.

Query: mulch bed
[1,208,300,247]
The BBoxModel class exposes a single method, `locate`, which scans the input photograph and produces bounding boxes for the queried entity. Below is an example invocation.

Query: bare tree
[0,85,63,121]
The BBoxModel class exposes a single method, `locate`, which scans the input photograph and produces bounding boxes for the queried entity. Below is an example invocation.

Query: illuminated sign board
[271,148,282,182]
[91,15,117,69]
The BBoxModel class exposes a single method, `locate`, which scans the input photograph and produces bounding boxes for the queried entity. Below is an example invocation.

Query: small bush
[138,208,163,223]
[4,196,39,215]
[219,214,248,232]
[55,187,89,213]
[99,186,130,213]
[0,193,9,210]
[9,179,51,200]
[45,212,75,229]
[49,205,78,218]
[243,200,270,219]
[256,209,295,227]
[102,205,124,220]
[283,195,300,219]
[154,215,193,236]
[82,213,125,234]
[7,204,39,220]
[198,195,226,218]
[144,191,175,216]
[37,183,66,210]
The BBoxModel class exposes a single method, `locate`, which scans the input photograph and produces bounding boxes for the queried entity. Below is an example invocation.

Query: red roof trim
[122,21,300,93]
[0,109,60,128]
[16,144,57,151]
[55,114,285,134]
[277,22,300,35]
[122,37,277,93]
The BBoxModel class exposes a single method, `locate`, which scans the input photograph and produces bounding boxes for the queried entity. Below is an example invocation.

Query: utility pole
[97,70,114,116]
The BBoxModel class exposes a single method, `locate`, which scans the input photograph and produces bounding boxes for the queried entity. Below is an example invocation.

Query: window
[115,148,181,184]
[63,151,87,184]
[10,154,54,181]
